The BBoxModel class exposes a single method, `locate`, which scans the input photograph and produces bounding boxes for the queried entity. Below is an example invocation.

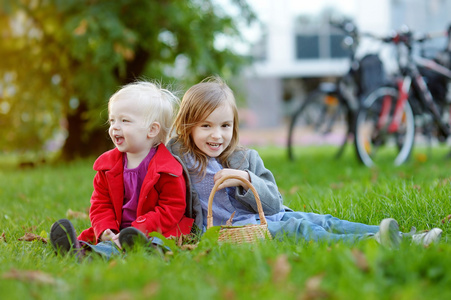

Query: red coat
[78,144,193,244]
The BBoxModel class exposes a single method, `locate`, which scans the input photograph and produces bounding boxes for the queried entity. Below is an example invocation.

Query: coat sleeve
[233,149,283,215]
[131,172,187,236]
[89,171,121,240]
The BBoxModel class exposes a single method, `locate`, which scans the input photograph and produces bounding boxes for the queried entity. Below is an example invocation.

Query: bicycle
[287,19,385,160]
[354,26,451,167]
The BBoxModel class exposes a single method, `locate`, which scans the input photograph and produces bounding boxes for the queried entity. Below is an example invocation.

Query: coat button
[136,216,146,223]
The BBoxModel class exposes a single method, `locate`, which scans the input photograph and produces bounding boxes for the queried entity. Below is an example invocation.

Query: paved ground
[239,126,288,147]
[239,125,451,148]
[239,125,347,147]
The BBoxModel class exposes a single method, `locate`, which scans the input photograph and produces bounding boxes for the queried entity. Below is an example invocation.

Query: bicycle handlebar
[330,20,450,48]
[329,19,358,37]
[377,28,447,47]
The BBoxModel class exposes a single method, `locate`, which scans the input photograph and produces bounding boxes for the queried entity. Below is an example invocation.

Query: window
[296,32,349,59]
[296,35,320,59]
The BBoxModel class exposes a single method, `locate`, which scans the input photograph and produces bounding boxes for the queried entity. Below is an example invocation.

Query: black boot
[50,219,81,256]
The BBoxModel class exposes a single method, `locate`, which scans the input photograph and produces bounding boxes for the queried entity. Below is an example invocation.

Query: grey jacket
[167,138,285,231]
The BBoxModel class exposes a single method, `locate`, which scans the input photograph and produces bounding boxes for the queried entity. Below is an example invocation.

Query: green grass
[1,145,451,299]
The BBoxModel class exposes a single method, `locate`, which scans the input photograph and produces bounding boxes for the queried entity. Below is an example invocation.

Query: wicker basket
[207,175,272,244]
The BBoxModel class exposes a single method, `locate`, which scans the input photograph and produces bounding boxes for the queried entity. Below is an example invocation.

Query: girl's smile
[207,142,221,148]
[108,97,154,161]
[114,135,124,145]
[192,104,234,158]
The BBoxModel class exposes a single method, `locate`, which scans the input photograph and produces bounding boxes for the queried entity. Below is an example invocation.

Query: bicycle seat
[318,82,337,93]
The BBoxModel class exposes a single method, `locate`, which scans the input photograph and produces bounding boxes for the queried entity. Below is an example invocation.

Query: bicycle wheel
[354,87,415,167]
[287,89,350,160]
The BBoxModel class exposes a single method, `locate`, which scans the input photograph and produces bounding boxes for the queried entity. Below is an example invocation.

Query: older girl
[167,77,442,247]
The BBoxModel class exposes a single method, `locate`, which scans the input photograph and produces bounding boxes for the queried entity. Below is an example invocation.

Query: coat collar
[93,145,182,176]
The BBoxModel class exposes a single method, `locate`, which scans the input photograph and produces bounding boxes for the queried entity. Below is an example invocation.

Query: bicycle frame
[287,19,371,160]
[354,25,451,167]
[378,35,451,138]
[386,77,410,133]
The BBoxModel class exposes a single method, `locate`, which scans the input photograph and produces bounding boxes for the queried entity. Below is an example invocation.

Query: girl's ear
[148,122,161,138]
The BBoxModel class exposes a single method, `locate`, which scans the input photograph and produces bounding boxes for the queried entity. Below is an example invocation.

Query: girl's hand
[100,229,121,248]
[111,233,121,249]
[100,229,115,241]
[214,169,250,190]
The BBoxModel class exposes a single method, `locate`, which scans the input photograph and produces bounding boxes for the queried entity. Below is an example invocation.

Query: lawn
[1,145,451,299]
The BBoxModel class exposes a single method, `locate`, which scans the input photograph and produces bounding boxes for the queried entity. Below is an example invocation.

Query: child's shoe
[50,218,81,255]
[374,218,401,248]
[118,227,149,250]
[412,228,443,246]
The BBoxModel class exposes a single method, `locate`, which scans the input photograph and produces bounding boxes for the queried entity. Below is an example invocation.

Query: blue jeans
[267,212,380,243]
[80,241,121,260]
[79,237,167,260]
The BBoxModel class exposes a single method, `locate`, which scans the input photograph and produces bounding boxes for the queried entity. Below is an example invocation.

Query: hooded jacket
[166,138,285,230]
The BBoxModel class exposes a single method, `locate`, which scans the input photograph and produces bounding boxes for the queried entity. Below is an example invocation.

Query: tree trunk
[61,49,150,161]
[61,102,111,161]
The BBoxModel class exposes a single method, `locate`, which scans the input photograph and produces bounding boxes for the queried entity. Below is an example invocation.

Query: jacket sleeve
[131,172,187,235]
[89,171,121,240]
[233,149,283,215]
[166,138,204,230]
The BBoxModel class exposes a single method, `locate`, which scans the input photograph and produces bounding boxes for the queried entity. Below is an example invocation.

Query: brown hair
[172,76,240,176]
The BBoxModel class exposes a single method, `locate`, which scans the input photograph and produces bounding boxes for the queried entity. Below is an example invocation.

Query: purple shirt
[120,148,156,229]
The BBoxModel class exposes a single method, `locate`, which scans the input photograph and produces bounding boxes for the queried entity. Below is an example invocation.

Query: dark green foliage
[0,0,254,158]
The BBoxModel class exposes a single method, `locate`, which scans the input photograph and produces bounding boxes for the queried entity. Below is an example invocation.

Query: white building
[241,0,451,129]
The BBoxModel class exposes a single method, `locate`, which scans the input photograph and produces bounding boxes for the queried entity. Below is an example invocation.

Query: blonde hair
[172,76,240,176]
[108,81,179,146]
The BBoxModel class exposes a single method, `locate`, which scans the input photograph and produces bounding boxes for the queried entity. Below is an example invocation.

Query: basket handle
[206,174,268,229]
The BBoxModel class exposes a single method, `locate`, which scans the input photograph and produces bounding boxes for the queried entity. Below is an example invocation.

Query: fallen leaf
[2,269,57,285]
[397,171,408,179]
[180,244,197,251]
[438,178,450,187]
[330,182,344,189]
[66,209,88,220]
[163,251,174,262]
[194,249,211,262]
[18,232,48,244]
[101,291,133,300]
[221,287,236,300]
[289,186,299,195]
[351,248,369,272]
[168,234,183,247]
[415,153,428,163]
[442,214,451,224]
[101,282,160,300]
[302,273,329,300]
[0,232,6,243]
[22,225,37,232]
[270,254,291,284]
[412,185,421,192]
[108,260,117,269]
[305,273,324,290]
[371,170,379,183]
[168,233,200,246]
[142,282,160,298]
